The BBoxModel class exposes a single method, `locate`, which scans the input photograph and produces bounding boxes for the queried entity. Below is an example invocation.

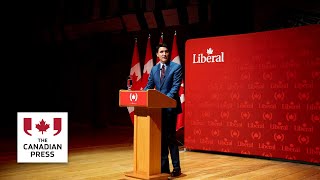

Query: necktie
[161,64,165,82]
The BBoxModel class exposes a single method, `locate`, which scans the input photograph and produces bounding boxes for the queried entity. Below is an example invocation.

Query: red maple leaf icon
[36,119,50,134]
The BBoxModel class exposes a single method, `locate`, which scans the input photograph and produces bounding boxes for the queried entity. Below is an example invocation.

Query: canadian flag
[156,32,164,64]
[128,38,142,123]
[140,34,153,89]
[170,31,185,131]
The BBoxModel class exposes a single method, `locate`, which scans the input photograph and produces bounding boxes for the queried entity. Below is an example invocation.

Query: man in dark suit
[144,43,182,177]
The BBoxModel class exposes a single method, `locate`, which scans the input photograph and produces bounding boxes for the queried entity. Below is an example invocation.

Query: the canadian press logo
[17,112,68,163]
[192,48,224,64]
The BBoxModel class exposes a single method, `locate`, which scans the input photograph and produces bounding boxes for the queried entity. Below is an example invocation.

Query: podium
[119,89,177,179]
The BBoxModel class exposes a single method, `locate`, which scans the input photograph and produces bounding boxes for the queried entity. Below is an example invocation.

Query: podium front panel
[119,90,148,107]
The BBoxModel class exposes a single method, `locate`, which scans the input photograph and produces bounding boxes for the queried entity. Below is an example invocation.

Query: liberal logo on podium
[129,93,138,103]
[17,112,68,163]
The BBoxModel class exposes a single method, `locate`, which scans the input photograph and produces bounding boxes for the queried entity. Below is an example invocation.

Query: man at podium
[144,43,182,177]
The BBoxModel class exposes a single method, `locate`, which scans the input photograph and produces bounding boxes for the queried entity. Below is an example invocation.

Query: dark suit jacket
[144,61,182,114]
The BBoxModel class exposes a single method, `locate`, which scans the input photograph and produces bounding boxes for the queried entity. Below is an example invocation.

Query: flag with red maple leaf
[170,30,185,131]
[140,34,153,90]
[127,38,142,124]
[36,119,50,134]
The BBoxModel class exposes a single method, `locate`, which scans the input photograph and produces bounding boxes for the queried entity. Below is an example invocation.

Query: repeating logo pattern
[184,25,320,164]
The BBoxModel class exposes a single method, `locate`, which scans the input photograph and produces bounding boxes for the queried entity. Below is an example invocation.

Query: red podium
[119,89,177,180]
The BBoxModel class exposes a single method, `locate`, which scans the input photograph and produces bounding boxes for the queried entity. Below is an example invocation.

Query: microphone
[127,76,132,90]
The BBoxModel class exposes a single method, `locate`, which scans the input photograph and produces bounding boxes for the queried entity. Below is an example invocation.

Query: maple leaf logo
[36,119,50,134]
[207,48,213,55]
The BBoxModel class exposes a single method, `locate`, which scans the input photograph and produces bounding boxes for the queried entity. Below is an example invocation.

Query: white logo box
[17,112,68,163]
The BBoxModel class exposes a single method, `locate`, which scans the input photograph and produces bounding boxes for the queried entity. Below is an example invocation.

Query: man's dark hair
[156,43,169,53]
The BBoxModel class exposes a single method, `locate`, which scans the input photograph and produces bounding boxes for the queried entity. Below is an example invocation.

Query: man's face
[157,47,169,64]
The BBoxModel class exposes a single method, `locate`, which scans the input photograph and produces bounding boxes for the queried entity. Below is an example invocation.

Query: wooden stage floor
[0,126,319,179]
